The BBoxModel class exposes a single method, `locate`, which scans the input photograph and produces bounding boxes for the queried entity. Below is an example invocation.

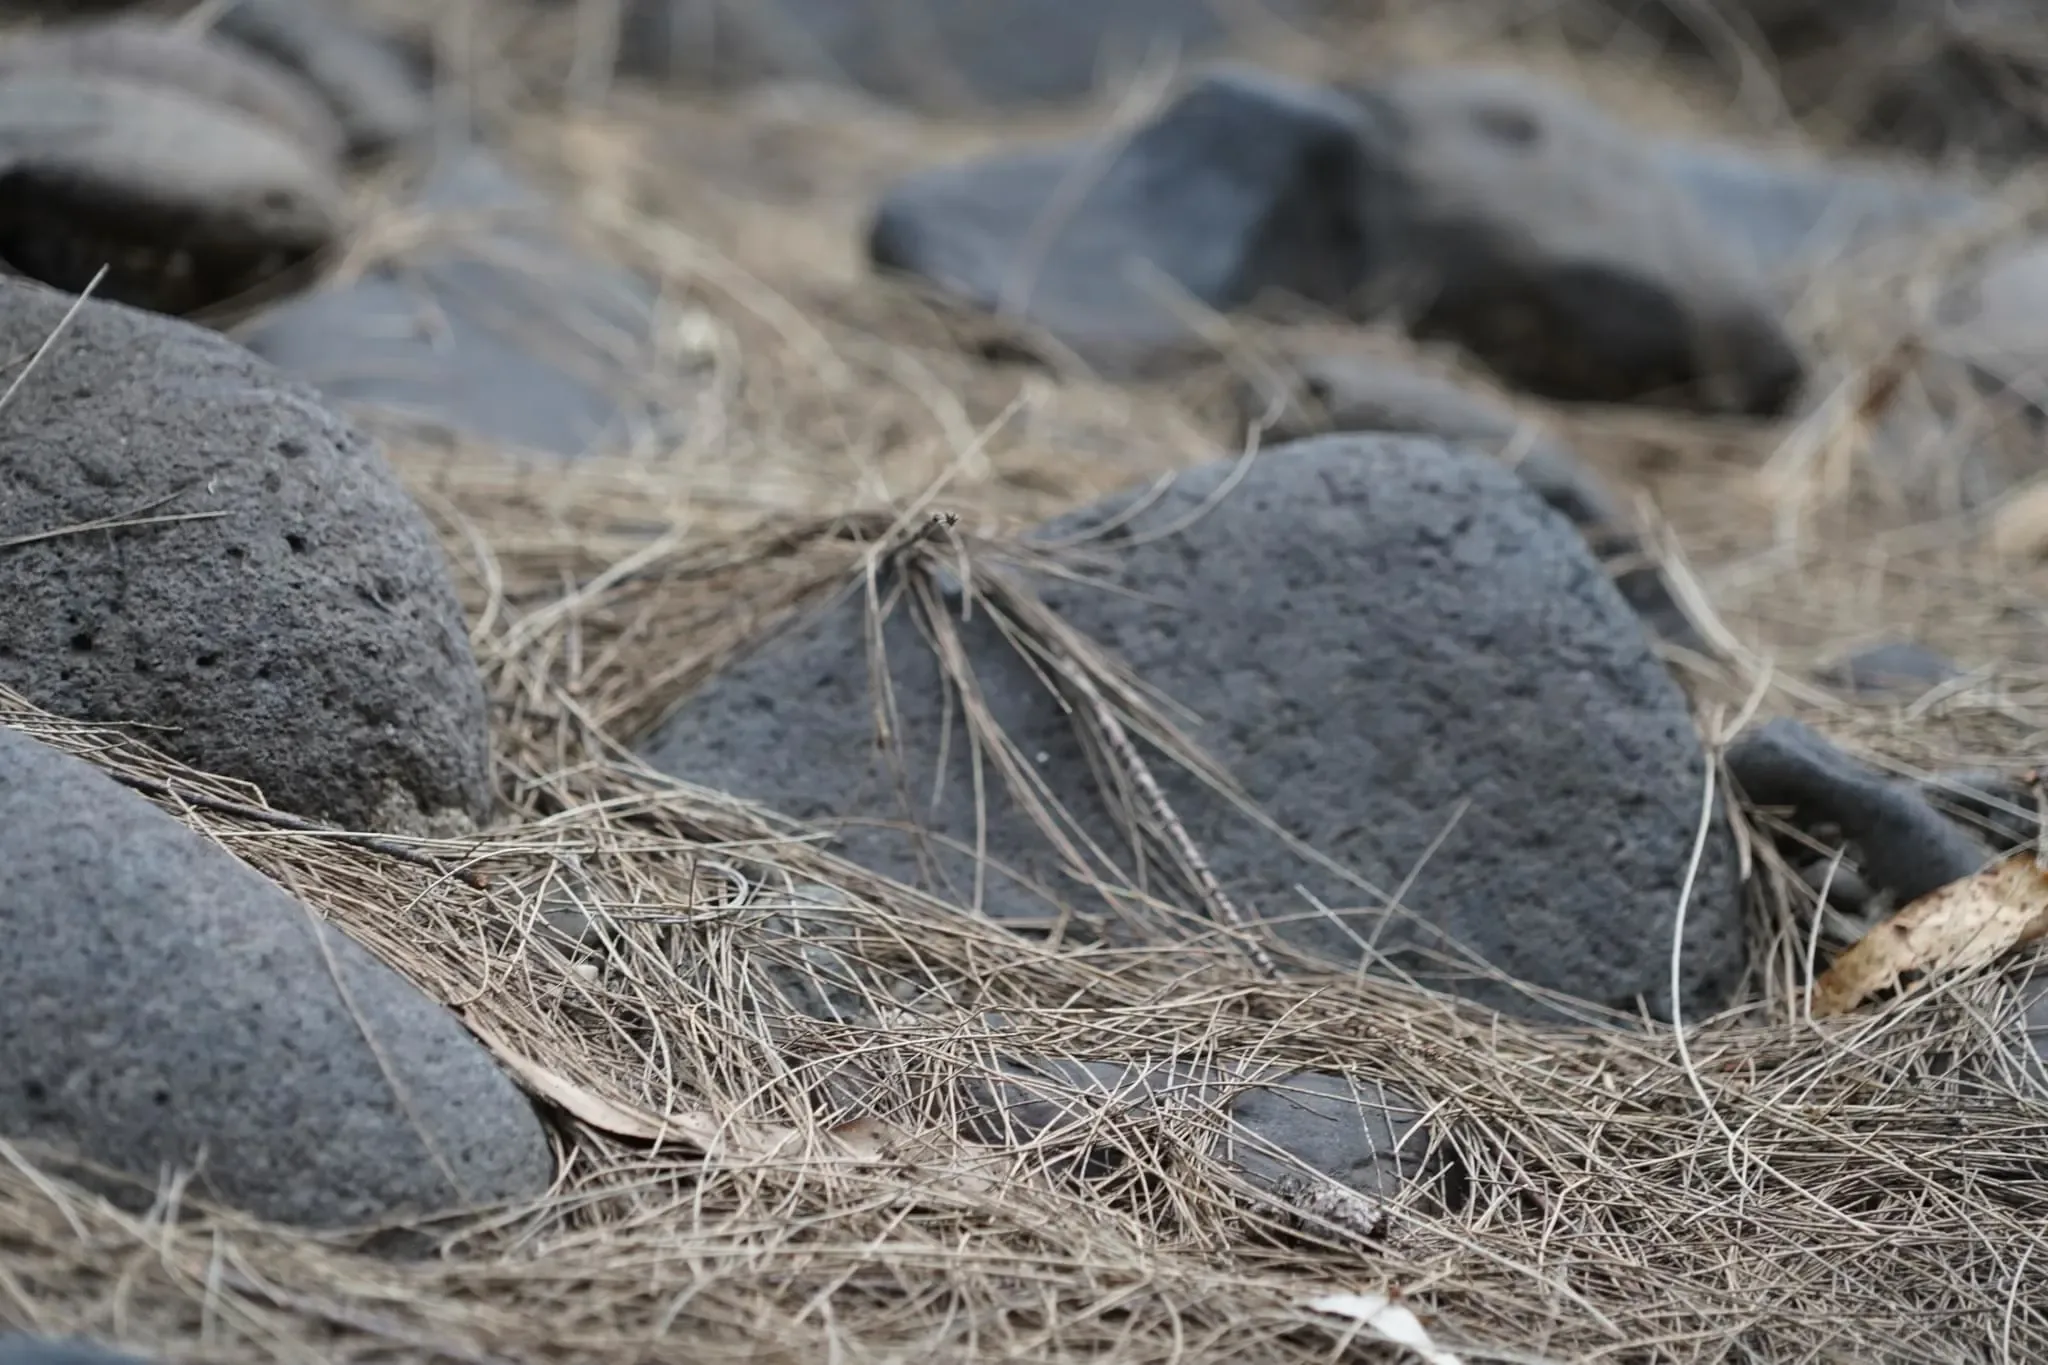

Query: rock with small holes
[0,16,348,162]
[0,726,553,1232]
[237,143,671,457]
[1240,352,1701,648]
[617,0,1303,111]
[211,0,431,160]
[867,66,1391,375]
[646,434,1743,1021]
[1349,67,1803,414]
[0,71,345,316]
[0,276,491,832]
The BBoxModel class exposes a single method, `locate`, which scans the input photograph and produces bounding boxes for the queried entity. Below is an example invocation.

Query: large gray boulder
[0,277,492,832]
[0,726,554,1231]
[237,144,671,458]
[646,435,1744,1020]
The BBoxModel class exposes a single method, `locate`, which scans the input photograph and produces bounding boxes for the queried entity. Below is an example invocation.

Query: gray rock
[645,435,1743,1020]
[970,1058,1433,1213]
[1935,238,2048,412]
[0,726,554,1231]
[1239,353,1701,648]
[1654,137,1982,282]
[0,16,348,163]
[868,66,1387,376]
[0,72,345,317]
[0,276,491,832]
[618,0,1300,111]
[0,1339,154,1365]
[1355,67,1802,415]
[211,0,430,160]
[236,143,670,457]
[1915,769,2040,855]
[1818,641,1961,697]
[1727,718,1990,905]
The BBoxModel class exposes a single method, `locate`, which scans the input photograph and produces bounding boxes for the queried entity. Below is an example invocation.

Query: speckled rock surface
[646,434,1743,1020]
[0,726,553,1231]
[0,277,491,831]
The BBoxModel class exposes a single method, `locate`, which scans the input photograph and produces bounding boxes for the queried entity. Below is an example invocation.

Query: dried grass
[10,0,2048,1360]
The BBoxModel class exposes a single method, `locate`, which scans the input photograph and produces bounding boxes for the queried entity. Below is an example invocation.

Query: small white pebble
[571,962,600,982]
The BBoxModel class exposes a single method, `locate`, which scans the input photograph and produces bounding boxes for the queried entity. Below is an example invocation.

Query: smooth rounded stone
[209,0,430,160]
[1352,67,1802,416]
[0,1339,155,1365]
[1915,769,2040,855]
[1817,641,1961,697]
[0,72,345,317]
[0,727,554,1231]
[0,276,492,833]
[235,144,670,458]
[1935,238,2048,413]
[617,0,1301,111]
[645,435,1743,1021]
[969,1058,1435,1210]
[868,66,1391,376]
[1795,856,1877,916]
[1239,353,1702,649]
[1727,718,1991,906]
[0,16,348,162]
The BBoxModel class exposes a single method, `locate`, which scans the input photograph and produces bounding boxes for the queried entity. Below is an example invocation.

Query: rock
[1818,641,1961,696]
[1353,67,1803,415]
[0,726,554,1231]
[1935,239,2048,412]
[1653,138,1980,282]
[236,144,670,457]
[1915,769,2040,855]
[0,16,348,163]
[0,1339,155,1365]
[1796,856,1877,917]
[1240,353,1702,648]
[645,435,1743,1020]
[868,66,1388,375]
[210,0,431,160]
[0,276,492,832]
[618,0,1298,111]
[970,1057,1434,1213]
[0,72,345,316]
[1727,718,1990,905]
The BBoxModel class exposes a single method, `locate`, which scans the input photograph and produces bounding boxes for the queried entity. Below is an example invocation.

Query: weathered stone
[1352,67,1803,415]
[0,16,348,162]
[0,726,554,1231]
[1728,718,1990,905]
[1818,641,1961,697]
[868,66,1387,375]
[645,435,1743,1020]
[1915,769,2040,855]
[617,0,1299,111]
[970,1058,1434,1211]
[0,72,345,316]
[0,1339,154,1365]
[1239,353,1701,647]
[1654,138,1980,282]
[211,0,430,159]
[0,276,491,832]
[237,144,670,457]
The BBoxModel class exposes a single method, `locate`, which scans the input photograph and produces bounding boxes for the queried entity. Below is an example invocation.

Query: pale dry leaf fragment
[1306,1292,1464,1365]
[1992,481,2048,561]
[1810,854,2048,1018]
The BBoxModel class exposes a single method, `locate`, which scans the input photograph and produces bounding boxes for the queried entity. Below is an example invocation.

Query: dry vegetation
[10,1,2048,1361]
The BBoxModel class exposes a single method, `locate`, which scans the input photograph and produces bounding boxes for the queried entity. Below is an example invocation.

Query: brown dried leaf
[1809,855,2048,1017]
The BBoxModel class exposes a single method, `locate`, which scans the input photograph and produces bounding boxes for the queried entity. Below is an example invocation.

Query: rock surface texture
[618,0,1299,110]
[0,70,345,316]
[0,277,492,832]
[238,145,670,457]
[647,435,1744,1020]
[0,727,554,1231]
[869,67,1387,375]
[0,1341,155,1365]
[1241,353,1701,647]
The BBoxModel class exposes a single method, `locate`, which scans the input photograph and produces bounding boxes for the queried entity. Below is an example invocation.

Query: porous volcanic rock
[0,276,492,832]
[0,726,553,1231]
[646,434,1744,1020]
